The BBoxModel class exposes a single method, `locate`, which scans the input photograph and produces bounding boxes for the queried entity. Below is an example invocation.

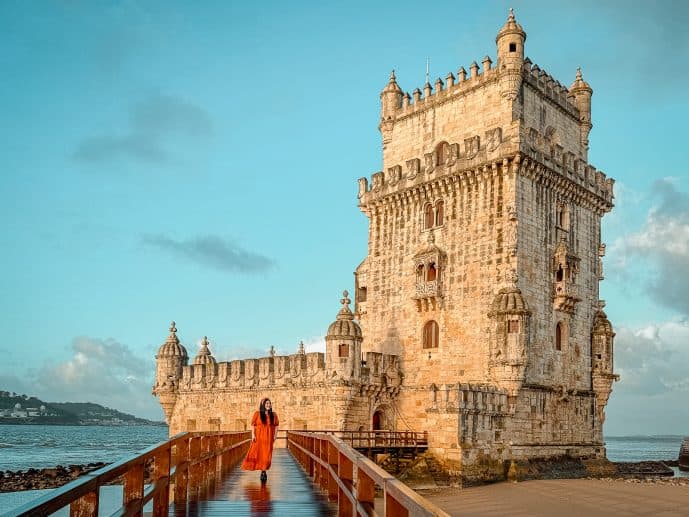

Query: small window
[424,203,434,229]
[509,43,517,53]
[435,200,444,226]
[508,320,519,333]
[416,264,425,282]
[358,286,367,302]
[427,263,437,282]
[555,322,563,351]
[556,265,564,282]
[339,343,349,358]
[423,320,439,349]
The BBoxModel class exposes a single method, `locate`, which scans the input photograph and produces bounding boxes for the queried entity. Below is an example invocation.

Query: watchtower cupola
[380,70,403,121]
[325,290,363,382]
[496,8,526,100]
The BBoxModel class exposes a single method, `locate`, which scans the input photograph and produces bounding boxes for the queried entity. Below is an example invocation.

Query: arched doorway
[372,410,382,431]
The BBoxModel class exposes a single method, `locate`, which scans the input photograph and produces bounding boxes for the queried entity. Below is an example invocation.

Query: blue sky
[1,1,688,435]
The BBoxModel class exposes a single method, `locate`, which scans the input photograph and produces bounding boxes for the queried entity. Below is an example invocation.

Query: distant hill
[0,391,164,426]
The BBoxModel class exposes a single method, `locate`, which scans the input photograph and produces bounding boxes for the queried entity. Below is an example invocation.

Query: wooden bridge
[8,430,448,517]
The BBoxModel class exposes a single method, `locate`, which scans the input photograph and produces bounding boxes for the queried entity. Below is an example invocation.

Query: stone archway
[371,404,392,431]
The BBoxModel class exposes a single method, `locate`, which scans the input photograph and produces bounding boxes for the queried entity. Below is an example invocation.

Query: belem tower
[154,10,619,480]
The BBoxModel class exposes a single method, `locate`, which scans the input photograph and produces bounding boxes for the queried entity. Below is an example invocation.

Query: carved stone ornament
[465,135,480,159]
[485,128,502,152]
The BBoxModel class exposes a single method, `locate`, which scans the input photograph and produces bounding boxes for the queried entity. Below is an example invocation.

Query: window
[424,203,434,229]
[423,320,439,349]
[555,322,563,351]
[435,200,444,226]
[416,264,425,282]
[556,265,564,282]
[509,43,517,52]
[358,286,367,302]
[508,320,519,333]
[339,343,349,358]
[427,263,437,282]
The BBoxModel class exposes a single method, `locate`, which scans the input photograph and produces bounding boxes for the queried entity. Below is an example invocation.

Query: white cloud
[2,336,163,421]
[610,180,689,316]
[614,320,689,396]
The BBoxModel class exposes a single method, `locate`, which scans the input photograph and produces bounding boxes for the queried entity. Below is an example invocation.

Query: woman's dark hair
[259,398,274,425]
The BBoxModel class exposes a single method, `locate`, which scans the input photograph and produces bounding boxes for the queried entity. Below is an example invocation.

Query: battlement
[429,383,509,415]
[358,127,613,208]
[172,349,401,392]
[388,57,501,122]
[522,58,580,118]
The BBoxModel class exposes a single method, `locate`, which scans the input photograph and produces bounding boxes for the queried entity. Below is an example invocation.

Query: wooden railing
[9,430,251,517]
[287,431,449,517]
[300,430,428,451]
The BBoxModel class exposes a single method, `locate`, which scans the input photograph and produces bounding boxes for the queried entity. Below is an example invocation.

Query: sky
[1,0,688,435]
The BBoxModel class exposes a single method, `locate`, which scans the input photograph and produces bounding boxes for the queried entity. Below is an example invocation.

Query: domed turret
[193,336,217,365]
[325,290,362,381]
[153,321,188,424]
[380,70,403,120]
[592,301,615,374]
[496,8,526,101]
[569,67,593,156]
[156,321,188,360]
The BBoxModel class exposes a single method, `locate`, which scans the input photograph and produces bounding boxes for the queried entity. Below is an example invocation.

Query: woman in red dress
[241,398,279,482]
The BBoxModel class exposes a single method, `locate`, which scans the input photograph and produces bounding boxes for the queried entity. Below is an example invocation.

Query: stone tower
[355,9,617,475]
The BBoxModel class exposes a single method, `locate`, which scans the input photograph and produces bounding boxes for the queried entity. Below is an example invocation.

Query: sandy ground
[422,478,689,516]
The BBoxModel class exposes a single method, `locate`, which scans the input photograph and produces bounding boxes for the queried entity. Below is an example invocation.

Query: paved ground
[423,479,689,516]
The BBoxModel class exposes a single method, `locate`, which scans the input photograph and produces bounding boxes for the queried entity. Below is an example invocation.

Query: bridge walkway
[169,449,336,516]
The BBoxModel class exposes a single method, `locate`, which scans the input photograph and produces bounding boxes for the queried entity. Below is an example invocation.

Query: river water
[0,426,686,513]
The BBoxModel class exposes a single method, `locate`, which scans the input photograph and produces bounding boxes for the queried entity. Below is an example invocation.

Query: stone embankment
[0,463,155,492]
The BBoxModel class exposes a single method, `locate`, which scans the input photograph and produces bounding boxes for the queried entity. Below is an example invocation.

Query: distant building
[154,10,618,481]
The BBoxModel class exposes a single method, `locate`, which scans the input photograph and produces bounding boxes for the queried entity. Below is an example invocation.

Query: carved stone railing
[287,431,449,517]
[9,431,250,517]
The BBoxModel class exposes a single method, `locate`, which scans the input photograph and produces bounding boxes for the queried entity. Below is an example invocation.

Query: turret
[193,335,217,366]
[488,271,531,393]
[496,8,526,100]
[591,302,614,376]
[325,290,362,381]
[380,70,403,120]
[569,67,593,157]
[153,321,188,423]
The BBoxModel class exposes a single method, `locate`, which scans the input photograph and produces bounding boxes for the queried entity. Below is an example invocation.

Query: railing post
[123,463,144,517]
[188,436,202,501]
[153,447,171,516]
[174,437,189,506]
[385,490,409,517]
[69,491,98,517]
[327,441,338,502]
[338,452,353,516]
[356,463,376,514]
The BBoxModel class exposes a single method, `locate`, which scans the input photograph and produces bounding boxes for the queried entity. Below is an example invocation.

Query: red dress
[241,411,279,471]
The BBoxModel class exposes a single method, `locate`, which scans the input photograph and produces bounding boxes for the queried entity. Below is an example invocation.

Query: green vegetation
[0,391,163,426]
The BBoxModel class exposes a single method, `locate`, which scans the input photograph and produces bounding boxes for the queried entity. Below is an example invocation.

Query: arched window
[423,320,439,349]
[435,141,449,166]
[416,264,425,282]
[427,263,437,282]
[555,322,563,351]
[424,203,434,229]
[556,265,564,282]
[435,200,444,226]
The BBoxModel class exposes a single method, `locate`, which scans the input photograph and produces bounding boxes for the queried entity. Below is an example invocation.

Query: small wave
[0,443,14,448]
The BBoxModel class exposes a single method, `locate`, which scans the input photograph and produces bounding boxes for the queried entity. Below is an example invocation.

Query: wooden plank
[69,490,98,517]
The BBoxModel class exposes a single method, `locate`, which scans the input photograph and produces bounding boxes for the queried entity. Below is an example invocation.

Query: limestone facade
[153,10,618,478]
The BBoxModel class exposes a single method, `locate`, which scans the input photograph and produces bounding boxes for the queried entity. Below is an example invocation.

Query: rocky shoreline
[0,463,154,493]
